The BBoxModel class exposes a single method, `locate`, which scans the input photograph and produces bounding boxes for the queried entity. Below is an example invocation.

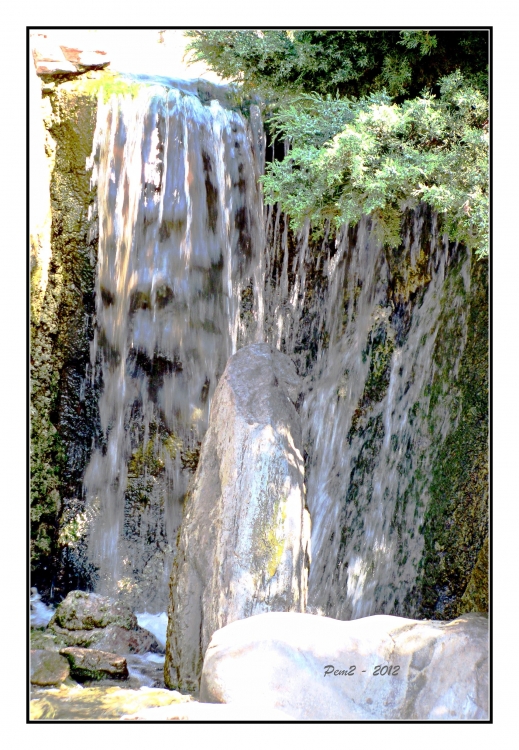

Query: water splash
[136,612,168,648]
[30,588,55,627]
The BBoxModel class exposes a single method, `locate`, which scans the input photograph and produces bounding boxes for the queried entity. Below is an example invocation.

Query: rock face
[165,344,311,693]
[46,591,160,653]
[30,74,100,599]
[60,647,129,681]
[200,611,489,721]
[30,650,70,686]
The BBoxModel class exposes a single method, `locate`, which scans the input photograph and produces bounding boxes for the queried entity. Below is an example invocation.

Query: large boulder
[166,344,311,693]
[60,647,129,681]
[49,590,136,630]
[47,591,160,653]
[200,611,489,721]
[30,650,70,686]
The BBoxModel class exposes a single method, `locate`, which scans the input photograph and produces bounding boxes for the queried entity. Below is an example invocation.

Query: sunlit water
[30,683,190,721]
[82,78,265,610]
[135,611,167,648]
[261,208,471,617]
[75,75,472,622]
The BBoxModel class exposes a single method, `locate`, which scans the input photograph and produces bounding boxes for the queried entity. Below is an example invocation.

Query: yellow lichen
[254,496,288,580]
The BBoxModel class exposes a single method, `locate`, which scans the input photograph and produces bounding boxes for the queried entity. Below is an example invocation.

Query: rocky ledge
[31,33,109,79]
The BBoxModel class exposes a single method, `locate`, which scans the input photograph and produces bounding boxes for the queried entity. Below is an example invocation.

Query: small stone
[60,647,129,681]
[31,650,70,686]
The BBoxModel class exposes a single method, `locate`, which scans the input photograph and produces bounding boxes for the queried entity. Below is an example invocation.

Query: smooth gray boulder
[200,611,489,721]
[165,344,311,693]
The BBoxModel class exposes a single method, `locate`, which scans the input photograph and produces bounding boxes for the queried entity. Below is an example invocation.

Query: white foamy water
[30,589,55,627]
[136,611,168,648]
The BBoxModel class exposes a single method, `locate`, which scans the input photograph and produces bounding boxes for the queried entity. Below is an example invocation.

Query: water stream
[82,79,265,610]
[79,75,473,621]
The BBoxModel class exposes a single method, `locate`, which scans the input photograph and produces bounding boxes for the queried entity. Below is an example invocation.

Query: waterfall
[82,78,265,610]
[262,207,473,618]
[77,74,481,620]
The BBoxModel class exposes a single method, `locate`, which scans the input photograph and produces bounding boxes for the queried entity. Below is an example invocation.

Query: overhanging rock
[165,343,311,692]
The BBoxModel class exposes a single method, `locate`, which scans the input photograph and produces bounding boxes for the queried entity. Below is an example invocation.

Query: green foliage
[186,30,488,99]
[186,30,489,258]
[262,73,488,257]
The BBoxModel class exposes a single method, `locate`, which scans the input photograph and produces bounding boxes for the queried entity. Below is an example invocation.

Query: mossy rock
[30,628,67,652]
[59,647,129,681]
[458,536,488,614]
[49,590,137,631]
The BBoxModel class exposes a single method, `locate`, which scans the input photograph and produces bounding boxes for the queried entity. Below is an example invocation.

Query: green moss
[336,414,385,566]
[180,445,201,472]
[348,316,394,437]
[30,80,99,587]
[75,71,143,103]
[417,257,488,618]
[163,433,183,460]
[128,439,164,478]
[458,535,488,614]
[388,245,432,302]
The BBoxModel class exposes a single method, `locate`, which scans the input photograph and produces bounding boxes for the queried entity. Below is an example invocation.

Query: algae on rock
[30,76,100,599]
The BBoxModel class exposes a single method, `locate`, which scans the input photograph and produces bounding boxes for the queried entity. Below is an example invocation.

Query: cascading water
[82,77,265,610]
[261,206,473,619]
[76,73,480,622]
